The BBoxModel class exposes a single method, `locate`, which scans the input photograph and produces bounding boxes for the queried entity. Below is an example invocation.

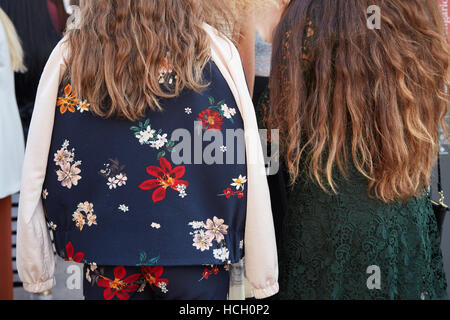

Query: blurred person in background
[0,0,66,139]
[0,7,26,300]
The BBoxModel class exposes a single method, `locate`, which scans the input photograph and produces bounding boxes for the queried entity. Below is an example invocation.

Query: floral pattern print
[130,119,175,160]
[46,60,247,273]
[139,157,189,203]
[140,266,169,293]
[85,264,170,299]
[219,175,247,199]
[48,221,57,230]
[136,251,160,267]
[151,222,161,229]
[77,100,90,113]
[197,97,237,131]
[54,140,82,189]
[231,175,247,191]
[72,202,97,231]
[57,84,90,114]
[200,265,220,281]
[64,241,84,263]
[188,217,230,262]
[99,158,127,190]
[205,216,229,243]
[57,84,80,114]
[198,109,224,131]
[96,266,141,300]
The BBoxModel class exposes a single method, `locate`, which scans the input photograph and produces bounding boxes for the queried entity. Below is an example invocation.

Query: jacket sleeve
[204,24,279,299]
[16,39,68,293]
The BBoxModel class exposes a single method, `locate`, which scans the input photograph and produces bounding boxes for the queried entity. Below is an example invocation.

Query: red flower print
[236,190,245,199]
[201,266,220,281]
[64,242,84,263]
[96,266,141,300]
[139,157,189,203]
[202,268,212,280]
[223,188,234,199]
[198,109,224,131]
[212,266,220,275]
[140,266,169,290]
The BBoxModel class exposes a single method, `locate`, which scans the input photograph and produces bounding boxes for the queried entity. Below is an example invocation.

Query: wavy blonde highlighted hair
[0,8,26,73]
[267,0,450,202]
[65,0,236,121]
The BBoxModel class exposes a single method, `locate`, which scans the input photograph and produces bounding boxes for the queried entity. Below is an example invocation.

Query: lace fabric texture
[259,11,448,300]
[278,165,448,300]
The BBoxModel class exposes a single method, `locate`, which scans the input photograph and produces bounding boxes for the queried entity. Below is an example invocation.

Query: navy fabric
[83,264,230,300]
[42,61,247,267]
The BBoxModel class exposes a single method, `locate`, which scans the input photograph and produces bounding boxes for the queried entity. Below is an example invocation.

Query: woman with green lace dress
[260,0,449,299]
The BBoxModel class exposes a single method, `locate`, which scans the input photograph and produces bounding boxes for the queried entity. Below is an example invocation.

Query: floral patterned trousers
[83,264,230,300]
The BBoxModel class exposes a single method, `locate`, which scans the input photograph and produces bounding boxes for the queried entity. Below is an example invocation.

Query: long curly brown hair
[64,0,235,121]
[267,0,450,202]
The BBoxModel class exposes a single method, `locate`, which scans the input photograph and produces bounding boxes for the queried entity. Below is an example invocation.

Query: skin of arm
[236,11,256,98]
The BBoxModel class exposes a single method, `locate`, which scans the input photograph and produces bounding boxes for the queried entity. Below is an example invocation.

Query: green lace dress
[257,14,448,300]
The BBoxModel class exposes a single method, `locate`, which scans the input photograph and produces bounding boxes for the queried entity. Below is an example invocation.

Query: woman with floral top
[16,0,278,300]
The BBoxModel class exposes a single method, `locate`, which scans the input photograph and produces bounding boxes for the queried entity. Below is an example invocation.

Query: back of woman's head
[65,0,234,121]
[268,0,449,202]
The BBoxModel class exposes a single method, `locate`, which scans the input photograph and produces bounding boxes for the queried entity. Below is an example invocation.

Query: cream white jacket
[16,24,279,299]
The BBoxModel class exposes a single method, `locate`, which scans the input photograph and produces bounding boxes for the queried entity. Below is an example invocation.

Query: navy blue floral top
[42,60,247,267]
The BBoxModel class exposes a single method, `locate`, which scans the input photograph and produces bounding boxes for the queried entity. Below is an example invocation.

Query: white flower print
[188,221,205,229]
[48,221,57,230]
[136,126,156,145]
[177,184,187,198]
[192,230,214,251]
[213,247,230,262]
[100,158,127,190]
[220,146,227,153]
[118,204,129,212]
[231,175,247,191]
[62,140,70,149]
[151,222,161,229]
[189,217,230,260]
[107,177,118,189]
[221,104,236,119]
[150,134,168,150]
[185,107,192,115]
[77,100,90,113]
[158,282,168,293]
[115,173,128,187]
[42,189,49,200]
